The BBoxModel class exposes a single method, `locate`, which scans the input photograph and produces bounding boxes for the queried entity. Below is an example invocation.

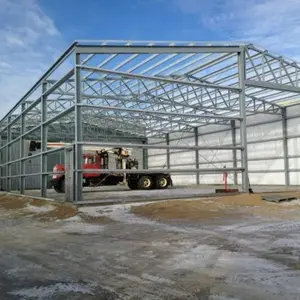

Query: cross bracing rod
[0,42,77,128]
[84,53,237,103]
[0,69,75,135]
[86,52,284,115]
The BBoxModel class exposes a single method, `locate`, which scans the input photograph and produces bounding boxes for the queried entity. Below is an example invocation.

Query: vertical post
[166,133,170,169]
[282,107,289,186]
[238,47,249,191]
[194,127,199,185]
[64,147,74,202]
[6,116,11,192]
[74,52,83,202]
[231,120,238,185]
[41,82,48,197]
[0,135,4,191]
[142,139,148,169]
[20,103,26,194]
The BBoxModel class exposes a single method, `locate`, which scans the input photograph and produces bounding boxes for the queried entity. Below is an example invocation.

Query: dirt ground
[0,193,78,220]
[132,193,300,222]
[1,192,300,299]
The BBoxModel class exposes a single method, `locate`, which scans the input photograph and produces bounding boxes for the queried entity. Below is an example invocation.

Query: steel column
[20,103,25,194]
[6,116,11,191]
[64,147,74,202]
[231,120,238,185]
[194,127,199,184]
[282,108,290,186]
[74,53,83,202]
[238,47,249,191]
[0,135,4,191]
[41,82,48,197]
[166,133,170,169]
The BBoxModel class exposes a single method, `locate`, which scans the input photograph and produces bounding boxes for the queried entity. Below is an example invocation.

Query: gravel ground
[1,195,300,299]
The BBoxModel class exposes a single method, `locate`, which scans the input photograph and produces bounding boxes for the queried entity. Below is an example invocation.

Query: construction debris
[262,195,297,203]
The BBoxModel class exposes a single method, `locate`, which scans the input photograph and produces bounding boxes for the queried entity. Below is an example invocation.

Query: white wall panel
[169,136,195,146]
[172,174,196,185]
[170,151,195,165]
[246,114,281,125]
[248,159,284,171]
[148,154,167,168]
[289,172,300,185]
[248,141,283,159]
[200,173,235,184]
[147,103,300,187]
[287,118,300,136]
[287,104,300,118]
[288,138,300,156]
[246,121,282,142]
[288,158,300,169]
[238,172,285,185]
[198,150,233,164]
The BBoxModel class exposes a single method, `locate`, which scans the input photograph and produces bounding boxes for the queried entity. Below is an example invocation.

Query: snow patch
[280,199,300,206]
[61,222,105,234]
[24,204,55,213]
[9,282,97,299]
[166,244,221,270]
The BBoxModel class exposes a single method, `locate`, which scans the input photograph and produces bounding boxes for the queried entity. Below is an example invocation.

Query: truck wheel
[53,179,65,193]
[155,175,169,189]
[128,180,137,190]
[137,176,153,190]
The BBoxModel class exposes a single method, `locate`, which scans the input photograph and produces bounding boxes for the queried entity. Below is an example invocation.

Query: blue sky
[1,0,300,116]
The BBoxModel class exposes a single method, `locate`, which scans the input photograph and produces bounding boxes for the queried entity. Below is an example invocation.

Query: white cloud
[173,0,300,60]
[0,0,65,118]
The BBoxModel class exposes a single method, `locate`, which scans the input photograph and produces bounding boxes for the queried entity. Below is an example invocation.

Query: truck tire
[137,175,153,190]
[54,178,65,193]
[155,175,170,189]
[128,180,138,190]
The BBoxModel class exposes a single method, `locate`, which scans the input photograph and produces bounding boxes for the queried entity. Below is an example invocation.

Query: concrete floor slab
[22,184,300,204]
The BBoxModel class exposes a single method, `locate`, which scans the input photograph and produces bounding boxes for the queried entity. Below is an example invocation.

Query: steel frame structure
[1,40,300,201]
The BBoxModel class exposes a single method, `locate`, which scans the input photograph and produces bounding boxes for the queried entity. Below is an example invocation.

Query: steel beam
[77,141,242,151]
[78,65,241,92]
[245,79,300,93]
[74,54,83,202]
[238,47,249,191]
[75,45,241,54]
[80,104,241,121]
[231,120,238,184]
[77,167,243,174]
[282,108,290,186]
[194,127,200,184]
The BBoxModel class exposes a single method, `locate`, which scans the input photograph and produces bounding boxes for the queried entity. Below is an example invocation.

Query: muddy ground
[1,192,300,299]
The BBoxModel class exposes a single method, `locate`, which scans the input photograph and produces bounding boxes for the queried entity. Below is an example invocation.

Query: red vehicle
[50,149,172,193]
